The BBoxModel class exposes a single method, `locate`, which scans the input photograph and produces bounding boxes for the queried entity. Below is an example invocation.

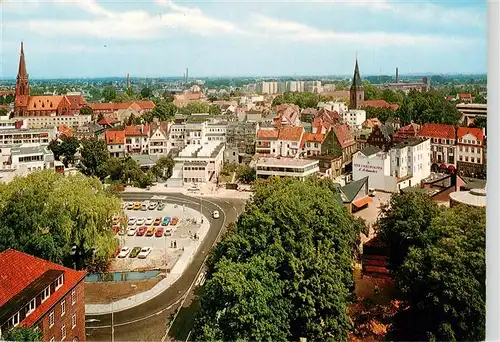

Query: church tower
[14,42,30,116]
[349,58,364,110]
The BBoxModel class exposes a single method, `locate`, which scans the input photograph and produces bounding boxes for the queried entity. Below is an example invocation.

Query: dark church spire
[349,57,364,110]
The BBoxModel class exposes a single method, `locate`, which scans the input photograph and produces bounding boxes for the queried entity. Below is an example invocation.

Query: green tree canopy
[48,136,80,167]
[470,116,487,129]
[79,137,110,180]
[388,204,486,341]
[140,87,152,99]
[79,105,93,116]
[208,104,221,115]
[180,101,210,115]
[150,100,177,121]
[3,326,42,342]
[0,171,121,270]
[101,86,117,102]
[193,177,364,341]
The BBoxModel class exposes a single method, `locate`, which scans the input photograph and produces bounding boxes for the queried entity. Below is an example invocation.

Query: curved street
[85,192,246,341]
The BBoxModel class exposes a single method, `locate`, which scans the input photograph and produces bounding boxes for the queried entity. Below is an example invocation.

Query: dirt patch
[349,266,398,342]
[85,276,165,304]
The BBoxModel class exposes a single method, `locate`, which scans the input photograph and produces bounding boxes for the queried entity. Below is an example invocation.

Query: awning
[440,164,447,169]
[352,196,373,208]
[448,165,456,171]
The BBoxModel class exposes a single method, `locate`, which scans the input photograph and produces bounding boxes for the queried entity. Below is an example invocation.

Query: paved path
[85,193,246,341]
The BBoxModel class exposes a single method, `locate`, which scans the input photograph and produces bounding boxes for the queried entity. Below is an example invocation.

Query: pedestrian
[170,241,173,248]
[174,241,177,248]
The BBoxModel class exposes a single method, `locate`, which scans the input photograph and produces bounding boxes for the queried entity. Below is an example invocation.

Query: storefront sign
[353,163,383,173]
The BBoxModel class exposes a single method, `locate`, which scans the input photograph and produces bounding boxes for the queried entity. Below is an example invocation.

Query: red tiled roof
[332,124,355,148]
[65,94,87,111]
[362,118,382,128]
[317,108,340,125]
[363,100,399,111]
[0,90,15,96]
[418,123,456,140]
[89,101,155,112]
[105,129,125,145]
[0,249,86,327]
[300,132,325,148]
[457,127,484,143]
[458,93,472,99]
[256,129,279,140]
[58,124,73,137]
[278,126,304,141]
[124,125,151,136]
[97,117,116,126]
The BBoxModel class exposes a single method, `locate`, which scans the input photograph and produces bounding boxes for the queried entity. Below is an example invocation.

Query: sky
[0,0,487,78]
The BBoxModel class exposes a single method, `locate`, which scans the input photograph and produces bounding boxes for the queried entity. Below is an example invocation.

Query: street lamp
[111,298,115,342]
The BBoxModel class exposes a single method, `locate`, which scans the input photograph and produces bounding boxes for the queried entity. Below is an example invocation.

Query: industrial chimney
[126,73,130,88]
[395,67,399,83]
[186,68,189,83]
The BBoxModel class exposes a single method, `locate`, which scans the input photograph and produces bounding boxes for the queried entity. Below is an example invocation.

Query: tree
[79,137,110,180]
[151,101,177,121]
[79,105,93,116]
[388,205,486,341]
[0,170,121,270]
[193,177,363,341]
[102,86,117,102]
[470,116,487,129]
[140,87,152,99]
[3,326,42,342]
[235,164,256,184]
[364,106,396,123]
[180,101,210,115]
[149,156,175,181]
[377,191,442,271]
[48,136,80,167]
[271,92,324,109]
[363,81,382,100]
[396,90,461,125]
[209,104,221,115]
[0,108,8,116]
[162,91,174,102]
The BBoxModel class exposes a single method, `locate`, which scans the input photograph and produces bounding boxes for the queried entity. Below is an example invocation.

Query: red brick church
[14,42,86,117]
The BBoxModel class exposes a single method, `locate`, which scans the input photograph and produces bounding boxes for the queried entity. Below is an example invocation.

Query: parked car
[213,210,220,219]
[138,247,152,259]
[113,248,121,258]
[134,202,141,210]
[141,203,148,211]
[369,188,376,197]
[164,228,172,236]
[161,217,171,226]
[112,225,120,234]
[148,202,158,210]
[158,202,165,210]
[155,227,164,237]
[145,217,154,225]
[118,247,130,258]
[153,217,162,226]
[136,217,145,226]
[170,217,179,225]
[146,226,156,236]
[136,226,147,236]
[129,247,142,258]
[128,217,137,225]
[127,202,135,210]
[127,227,137,236]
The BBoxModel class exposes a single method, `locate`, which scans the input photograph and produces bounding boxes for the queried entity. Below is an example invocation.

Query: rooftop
[0,249,86,327]
[392,138,427,149]
[256,157,318,167]
[10,145,52,156]
[449,188,487,207]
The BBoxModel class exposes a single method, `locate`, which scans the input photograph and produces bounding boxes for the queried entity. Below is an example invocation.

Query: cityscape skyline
[1,0,487,78]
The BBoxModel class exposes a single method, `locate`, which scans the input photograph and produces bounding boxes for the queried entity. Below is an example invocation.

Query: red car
[136,226,147,236]
[170,217,179,225]
[155,227,164,237]
[112,225,120,234]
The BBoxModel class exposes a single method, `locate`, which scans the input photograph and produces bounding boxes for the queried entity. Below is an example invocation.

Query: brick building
[0,249,86,342]
[418,123,457,174]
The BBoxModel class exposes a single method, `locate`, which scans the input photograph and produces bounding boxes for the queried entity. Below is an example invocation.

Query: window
[61,325,66,339]
[10,312,20,327]
[49,311,55,328]
[26,298,36,316]
[71,290,76,305]
[55,275,64,290]
[61,299,66,316]
[42,286,51,303]
[72,314,77,328]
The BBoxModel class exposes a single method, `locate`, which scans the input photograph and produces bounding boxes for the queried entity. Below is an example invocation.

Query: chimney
[395,67,399,83]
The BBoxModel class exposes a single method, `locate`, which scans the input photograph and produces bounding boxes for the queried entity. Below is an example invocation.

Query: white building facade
[255,157,319,180]
[343,110,366,129]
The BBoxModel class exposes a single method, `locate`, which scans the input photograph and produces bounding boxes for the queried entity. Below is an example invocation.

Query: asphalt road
[85,193,246,341]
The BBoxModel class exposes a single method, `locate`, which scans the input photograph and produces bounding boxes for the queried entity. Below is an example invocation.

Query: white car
[128,217,137,225]
[117,247,130,258]
[145,217,154,225]
[212,210,220,219]
[127,227,137,236]
[136,217,145,226]
[138,247,152,259]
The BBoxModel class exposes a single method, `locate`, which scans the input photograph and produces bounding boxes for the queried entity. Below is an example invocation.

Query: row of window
[458,145,481,153]
[459,155,481,163]
[48,313,77,342]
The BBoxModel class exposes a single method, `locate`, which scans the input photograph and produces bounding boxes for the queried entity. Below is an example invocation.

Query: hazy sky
[0,0,487,78]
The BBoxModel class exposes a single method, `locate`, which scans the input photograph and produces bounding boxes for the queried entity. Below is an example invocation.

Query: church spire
[352,58,362,89]
[349,57,364,110]
[17,42,28,80]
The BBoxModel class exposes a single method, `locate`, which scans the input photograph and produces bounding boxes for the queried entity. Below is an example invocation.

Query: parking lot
[111,200,207,272]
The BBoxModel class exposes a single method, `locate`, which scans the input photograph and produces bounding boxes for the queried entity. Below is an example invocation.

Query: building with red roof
[456,127,486,178]
[255,128,279,155]
[418,123,457,172]
[392,123,421,142]
[104,129,126,158]
[300,132,325,156]
[457,93,473,104]
[0,249,86,341]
